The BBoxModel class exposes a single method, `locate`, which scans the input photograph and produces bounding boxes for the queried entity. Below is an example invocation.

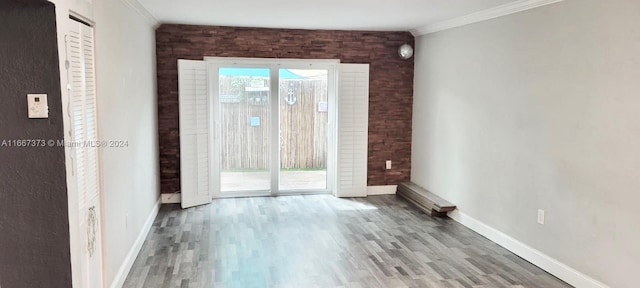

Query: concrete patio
[221,170,327,192]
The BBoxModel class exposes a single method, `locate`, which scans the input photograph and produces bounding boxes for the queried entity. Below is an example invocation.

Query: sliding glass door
[210,58,336,197]
[278,68,329,192]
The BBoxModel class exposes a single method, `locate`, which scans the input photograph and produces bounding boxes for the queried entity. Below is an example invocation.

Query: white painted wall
[412,1,639,287]
[92,0,159,286]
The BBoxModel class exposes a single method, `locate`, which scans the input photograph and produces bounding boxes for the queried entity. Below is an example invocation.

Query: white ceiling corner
[411,0,566,36]
[132,0,564,34]
[121,0,159,27]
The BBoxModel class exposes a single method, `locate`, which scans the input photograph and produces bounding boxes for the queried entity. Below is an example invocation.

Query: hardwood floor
[123,195,571,288]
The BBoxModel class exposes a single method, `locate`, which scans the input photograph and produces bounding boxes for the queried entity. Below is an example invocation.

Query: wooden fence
[220,78,328,170]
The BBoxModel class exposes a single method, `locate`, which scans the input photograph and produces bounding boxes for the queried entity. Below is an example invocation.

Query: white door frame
[205,57,338,198]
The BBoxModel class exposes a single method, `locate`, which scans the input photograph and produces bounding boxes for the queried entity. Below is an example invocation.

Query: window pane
[279,69,328,191]
[219,67,271,192]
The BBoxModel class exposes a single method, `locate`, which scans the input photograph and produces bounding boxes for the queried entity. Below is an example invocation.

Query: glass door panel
[218,67,271,192]
[278,68,329,191]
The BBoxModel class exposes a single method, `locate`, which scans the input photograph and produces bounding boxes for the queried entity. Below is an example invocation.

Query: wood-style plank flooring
[123,195,571,288]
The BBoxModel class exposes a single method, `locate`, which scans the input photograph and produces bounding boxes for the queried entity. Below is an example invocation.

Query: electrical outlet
[125,214,129,229]
[386,160,392,170]
[537,209,545,225]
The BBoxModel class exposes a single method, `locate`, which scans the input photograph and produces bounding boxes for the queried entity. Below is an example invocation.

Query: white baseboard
[109,198,161,288]
[161,193,181,204]
[367,185,397,196]
[448,210,609,288]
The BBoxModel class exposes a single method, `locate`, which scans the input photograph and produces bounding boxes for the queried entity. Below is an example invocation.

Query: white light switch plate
[27,94,48,118]
[537,209,545,225]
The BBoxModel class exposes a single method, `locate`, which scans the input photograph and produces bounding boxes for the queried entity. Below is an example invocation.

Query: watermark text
[1,139,129,148]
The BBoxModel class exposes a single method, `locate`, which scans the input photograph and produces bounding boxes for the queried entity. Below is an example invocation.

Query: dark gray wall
[0,1,72,287]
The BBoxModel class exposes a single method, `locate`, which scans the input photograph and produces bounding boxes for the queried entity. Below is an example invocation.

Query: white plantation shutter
[178,60,212,208]
[68,22,100,234]
[336,64,369,197]
[67,19,103,288]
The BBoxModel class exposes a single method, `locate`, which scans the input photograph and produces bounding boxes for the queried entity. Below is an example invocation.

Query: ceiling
[137,0,519,32]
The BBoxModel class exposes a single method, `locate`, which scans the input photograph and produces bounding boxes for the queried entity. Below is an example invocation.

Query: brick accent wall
[156,24,414,194]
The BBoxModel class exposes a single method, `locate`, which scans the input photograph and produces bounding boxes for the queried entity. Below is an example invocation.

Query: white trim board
[161,193,181,204]
[411,0,565,36]
[447,210,610,288]
[367,185,397,196]
[204,57,340,65]
[109,198,161,288]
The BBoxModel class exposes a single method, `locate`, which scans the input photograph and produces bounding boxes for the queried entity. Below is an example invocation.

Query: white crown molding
[119,0,160,28]
[411,0,565,36]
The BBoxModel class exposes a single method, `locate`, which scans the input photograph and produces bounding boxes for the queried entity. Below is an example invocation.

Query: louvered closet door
[67,19,103,288]
[336,64,369,197]
[178,60,212,208]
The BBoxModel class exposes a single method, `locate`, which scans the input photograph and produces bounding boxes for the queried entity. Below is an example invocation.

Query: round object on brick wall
[398,44,414,60]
